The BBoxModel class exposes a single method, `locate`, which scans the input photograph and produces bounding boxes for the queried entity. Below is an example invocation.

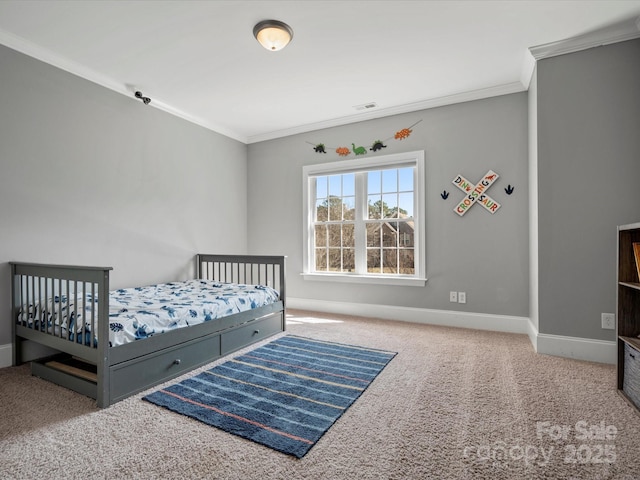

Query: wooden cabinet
[617,222,640,411]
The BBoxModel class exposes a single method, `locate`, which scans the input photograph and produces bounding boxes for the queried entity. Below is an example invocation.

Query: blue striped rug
[143,335,396,458]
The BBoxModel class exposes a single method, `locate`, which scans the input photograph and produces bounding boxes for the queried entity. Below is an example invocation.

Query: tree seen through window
[314,168,415,275]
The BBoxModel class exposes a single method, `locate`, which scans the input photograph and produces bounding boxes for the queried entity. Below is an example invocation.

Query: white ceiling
[1,1,639,144]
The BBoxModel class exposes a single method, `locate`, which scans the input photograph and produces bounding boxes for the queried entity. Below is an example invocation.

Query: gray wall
[0,44,248,346]
[247,93,530,319]
[536,39,640,340]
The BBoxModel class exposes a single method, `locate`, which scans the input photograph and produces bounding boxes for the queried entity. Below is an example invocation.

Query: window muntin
[314,173,356,273]
[304,150,425,284]
[364,166,415,275]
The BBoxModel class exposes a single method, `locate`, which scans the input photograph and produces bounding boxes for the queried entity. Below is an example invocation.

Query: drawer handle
[254,330,260,335]
[173,359,181,365]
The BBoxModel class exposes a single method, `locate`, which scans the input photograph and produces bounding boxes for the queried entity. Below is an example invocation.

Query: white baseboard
[0,343,12,368]
[2,303,615,367]
[287,297,530,334]
[287,297,616,364]
[536,332,616,365]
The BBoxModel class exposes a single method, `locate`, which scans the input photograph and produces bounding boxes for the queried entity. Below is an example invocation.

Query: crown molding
[5,13,638,147]
[0,28,248,144]
[4,22,521,146]
[529,15,640,61]
[519,50,537,90]
[247,81,526,144]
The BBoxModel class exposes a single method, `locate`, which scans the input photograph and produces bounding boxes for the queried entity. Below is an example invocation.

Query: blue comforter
[20,280,280,347]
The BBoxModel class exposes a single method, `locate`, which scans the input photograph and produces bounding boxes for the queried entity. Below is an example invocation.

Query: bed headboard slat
[196,254,286,307]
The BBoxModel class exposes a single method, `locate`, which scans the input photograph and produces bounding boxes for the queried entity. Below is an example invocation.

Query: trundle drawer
[110,333,221,403]
[221,312,283,355]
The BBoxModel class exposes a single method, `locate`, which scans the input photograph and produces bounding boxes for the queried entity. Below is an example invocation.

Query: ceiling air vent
[353,102,378,111]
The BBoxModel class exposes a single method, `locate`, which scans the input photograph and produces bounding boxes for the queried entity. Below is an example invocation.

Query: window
[303,150,426,286]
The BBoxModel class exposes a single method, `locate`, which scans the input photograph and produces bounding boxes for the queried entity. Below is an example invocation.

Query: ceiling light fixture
[253,20,293,51]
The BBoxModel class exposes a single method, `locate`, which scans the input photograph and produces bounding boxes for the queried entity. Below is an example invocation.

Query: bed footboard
[10,262,113,406]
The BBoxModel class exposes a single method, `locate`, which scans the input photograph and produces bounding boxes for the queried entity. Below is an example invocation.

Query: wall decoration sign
[452,170,501,216]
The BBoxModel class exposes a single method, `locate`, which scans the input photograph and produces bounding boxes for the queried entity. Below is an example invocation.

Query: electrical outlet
[449,291,458,303]
[458,292,466,304]
[601,313,615,330]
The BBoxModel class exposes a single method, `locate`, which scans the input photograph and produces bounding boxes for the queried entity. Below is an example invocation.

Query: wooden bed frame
[11,254,286,408]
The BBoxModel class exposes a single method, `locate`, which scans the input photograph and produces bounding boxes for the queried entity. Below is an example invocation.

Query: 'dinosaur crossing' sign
[452,170,501,216]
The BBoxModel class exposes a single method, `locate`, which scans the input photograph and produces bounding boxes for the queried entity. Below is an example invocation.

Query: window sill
[301,273,427,287]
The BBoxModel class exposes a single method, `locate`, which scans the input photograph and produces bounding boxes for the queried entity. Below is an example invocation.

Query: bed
[10,254,286,408]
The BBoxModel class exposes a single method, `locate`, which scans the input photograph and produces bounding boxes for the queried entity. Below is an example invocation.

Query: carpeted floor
[1,309,639,479]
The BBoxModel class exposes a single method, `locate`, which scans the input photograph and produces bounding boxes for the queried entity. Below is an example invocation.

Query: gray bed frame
[11,254,286,408]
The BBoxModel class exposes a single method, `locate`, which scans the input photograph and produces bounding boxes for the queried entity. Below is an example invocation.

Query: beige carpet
[1,309,639,480]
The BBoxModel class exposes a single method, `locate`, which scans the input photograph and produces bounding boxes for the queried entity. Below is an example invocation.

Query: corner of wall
[528,63,540,334]
[526,317,538,352]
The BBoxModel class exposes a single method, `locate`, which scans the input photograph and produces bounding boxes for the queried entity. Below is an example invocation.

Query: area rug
[143,335,396,458]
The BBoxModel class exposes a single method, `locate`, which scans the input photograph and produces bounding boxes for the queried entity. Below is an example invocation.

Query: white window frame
[302,150,426,286]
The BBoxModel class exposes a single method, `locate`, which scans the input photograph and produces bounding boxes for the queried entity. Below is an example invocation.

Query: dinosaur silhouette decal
[352,143,367,155]
[370,140,387,152]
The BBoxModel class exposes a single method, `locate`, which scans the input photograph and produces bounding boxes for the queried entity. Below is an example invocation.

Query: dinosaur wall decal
[352,143,367,155]
[370,140,387,152]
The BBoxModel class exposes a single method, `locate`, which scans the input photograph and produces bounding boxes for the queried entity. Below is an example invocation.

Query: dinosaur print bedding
[18,280,280,348]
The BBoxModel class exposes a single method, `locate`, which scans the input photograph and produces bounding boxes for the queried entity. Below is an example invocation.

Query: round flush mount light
[253,20,293,51]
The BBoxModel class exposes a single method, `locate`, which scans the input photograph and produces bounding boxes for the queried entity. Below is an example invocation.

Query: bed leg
[96,363,110,407]
[96,269,111,408]
[12,338,24,366]
[11,264,23,366]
